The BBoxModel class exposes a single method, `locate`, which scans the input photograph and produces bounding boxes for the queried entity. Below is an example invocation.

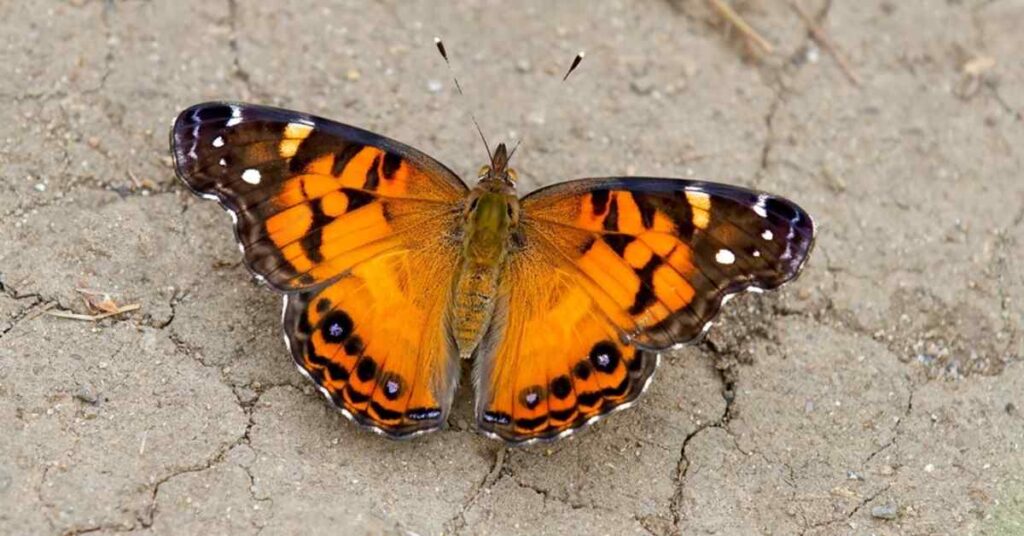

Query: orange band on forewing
[375,159,410,197]
[666,243,695,275]
[623,239,654,269]
[319,203,391,257]
[652,264,695,310]
[613,192,644,235]
[638,231,678,257]
[338,147,381,188]
[266,204,313,247]
[320,190,350,217]
[304,154,335,176]
[300,174,341,198]
[577,240,641,309]
[650,210,677,233]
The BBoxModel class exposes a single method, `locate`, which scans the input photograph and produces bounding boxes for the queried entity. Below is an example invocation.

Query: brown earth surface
[1,1,1022,535]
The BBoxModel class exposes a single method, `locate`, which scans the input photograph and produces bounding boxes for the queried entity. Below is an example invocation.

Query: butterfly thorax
[452,144,520,359]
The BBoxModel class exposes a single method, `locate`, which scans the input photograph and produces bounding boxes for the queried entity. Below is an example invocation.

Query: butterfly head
[477,142,519,189]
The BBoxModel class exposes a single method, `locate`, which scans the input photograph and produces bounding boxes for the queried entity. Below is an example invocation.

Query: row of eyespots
[311,307,441,424]
[482,340,643,434]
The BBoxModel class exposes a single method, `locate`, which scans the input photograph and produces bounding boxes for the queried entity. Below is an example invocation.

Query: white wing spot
[218,158,227,167]
[225,105,243,127]
[212,136,225,148]
[753,250,761,257]
[241,168,262,185]
[716,249,736,265]
[762,229,774,240]
[754,194,769,218]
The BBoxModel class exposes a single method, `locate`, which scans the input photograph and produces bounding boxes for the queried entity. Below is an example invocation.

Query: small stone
[871,504,898,520]
[345,68,361,81]
[74,385,99,405]
[515,59,531,73]
[847,470,864,481]
[924,463,935,473]
[1006,402,1017,415]
[33,183,46,192]
[426,79,443,93]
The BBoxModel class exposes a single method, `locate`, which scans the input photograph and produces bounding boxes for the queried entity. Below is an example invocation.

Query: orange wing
[474,178,815,443]
[172,102,467,437]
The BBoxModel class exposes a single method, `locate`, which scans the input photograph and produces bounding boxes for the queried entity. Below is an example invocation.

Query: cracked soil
[1,1,1022,535]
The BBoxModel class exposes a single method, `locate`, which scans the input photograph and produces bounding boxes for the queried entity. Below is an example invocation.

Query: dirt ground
[1,0,1022,534]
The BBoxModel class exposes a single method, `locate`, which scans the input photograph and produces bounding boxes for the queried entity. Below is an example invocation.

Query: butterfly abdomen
[452,264,502,358]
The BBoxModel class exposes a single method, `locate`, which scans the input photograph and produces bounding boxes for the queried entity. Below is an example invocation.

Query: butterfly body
[454,143,521,357]
[172,102,815,444]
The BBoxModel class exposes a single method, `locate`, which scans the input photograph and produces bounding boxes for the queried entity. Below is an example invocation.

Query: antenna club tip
[578,51,586,57]
[434,36,442,44]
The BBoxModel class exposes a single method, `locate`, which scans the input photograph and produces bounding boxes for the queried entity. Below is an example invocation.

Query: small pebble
[515,59,531,73]
[426,79,443,93]
[871,504,898,520]
[34,183,46,192]
[345,68,361,81]
[847,470,864,481]
[74,385,99,405]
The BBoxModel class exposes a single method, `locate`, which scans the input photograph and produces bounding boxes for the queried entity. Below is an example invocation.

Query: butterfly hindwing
[473,251,660,443]
[283,243,461,437]
[474,178,815,443]
[171,102,468,437]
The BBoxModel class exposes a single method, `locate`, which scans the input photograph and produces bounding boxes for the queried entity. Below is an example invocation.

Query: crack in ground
[134,384,281,533]
[2,1,116,104]
[669,352,738,532]
[864,382,915,465]
[443,446,506,535]
[52,352,289,535]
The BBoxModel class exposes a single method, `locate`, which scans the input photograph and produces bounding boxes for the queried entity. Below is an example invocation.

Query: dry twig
[707,0,775,55]
[46,288,141,322]
[789,1,861,86]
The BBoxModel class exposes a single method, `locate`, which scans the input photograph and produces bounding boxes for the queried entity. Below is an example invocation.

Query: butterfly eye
[478,165,490,178]
[468,198,479,212]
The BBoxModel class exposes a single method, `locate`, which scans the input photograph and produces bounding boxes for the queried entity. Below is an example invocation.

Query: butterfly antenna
[434,36,492,161]
[562,50,585,81]
[434,37,464,96]
[472,117,493,163]
[506,137,523,162]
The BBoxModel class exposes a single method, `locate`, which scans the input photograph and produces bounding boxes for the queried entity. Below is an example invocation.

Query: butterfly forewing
[171,102,468,438]
[171,102,467,290]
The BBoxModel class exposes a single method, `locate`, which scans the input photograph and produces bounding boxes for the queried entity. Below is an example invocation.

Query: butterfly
[170,102,815,445]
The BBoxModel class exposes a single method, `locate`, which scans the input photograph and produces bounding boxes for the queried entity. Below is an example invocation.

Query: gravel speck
[74,385,100,405]
[871,504,899,520]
